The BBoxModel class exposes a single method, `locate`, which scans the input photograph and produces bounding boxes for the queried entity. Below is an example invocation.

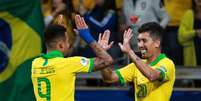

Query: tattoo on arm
[127,50,161,81]
[89,41,113,71]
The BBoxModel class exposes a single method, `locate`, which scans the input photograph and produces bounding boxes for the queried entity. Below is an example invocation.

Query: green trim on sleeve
[88,58,94,72]
[156,68,165,82]
[115,70,125,86]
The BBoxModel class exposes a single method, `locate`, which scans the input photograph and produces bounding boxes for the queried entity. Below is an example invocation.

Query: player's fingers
[124,29,129,42]
[118,43,123,50]
[75,15,81,29]
[98,33,102,43]
[103,30,108,44]
[105,30,110,43]
[102,30,107,40]
[125,29,128,39]
[128,28,133,37]
[127,28,131,36]
[78,16,83,28]
[127,28,131,37]
[123,30,127,39]
[127,28,132,38]
[81,17,88,28]
[77,15,83,29]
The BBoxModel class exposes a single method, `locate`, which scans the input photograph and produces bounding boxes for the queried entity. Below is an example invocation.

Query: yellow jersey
[116,54,175,101]
[31,50,94,101]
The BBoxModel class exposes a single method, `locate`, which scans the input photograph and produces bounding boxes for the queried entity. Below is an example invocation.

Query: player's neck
[46,49,60,54]
[147,50,161,64]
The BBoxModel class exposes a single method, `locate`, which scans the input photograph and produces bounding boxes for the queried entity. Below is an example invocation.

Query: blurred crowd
[41,0,201,67]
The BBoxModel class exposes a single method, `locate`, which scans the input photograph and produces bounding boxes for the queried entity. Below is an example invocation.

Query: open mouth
[141,49,147,58]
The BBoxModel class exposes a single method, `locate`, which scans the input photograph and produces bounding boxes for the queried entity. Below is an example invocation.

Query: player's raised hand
[75,14,88,30]
[98,30,114,50]
[119,28,133,53]
[74,14,94,44]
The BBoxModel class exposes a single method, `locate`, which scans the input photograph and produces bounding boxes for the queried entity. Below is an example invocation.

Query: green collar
[149,54,166,66]
[40,50,64,59]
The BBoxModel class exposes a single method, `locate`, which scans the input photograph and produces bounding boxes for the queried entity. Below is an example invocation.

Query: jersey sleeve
[65,56,94,73]
[154,59,175,82]
[115,63,137,85]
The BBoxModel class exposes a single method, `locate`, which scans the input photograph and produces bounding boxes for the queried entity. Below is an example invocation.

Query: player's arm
[101,68,119,83]
[74,14,113,71]
[127,50,161,81]
[119,28,161,81]
[96,31,119,83]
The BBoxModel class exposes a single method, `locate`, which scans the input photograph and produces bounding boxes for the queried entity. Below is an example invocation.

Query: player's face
[137,32,160,59]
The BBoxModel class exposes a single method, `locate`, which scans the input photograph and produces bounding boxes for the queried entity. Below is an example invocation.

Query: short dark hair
[44,24,67,48]
[138,22,164,41]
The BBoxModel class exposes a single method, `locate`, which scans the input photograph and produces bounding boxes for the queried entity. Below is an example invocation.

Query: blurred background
[0,0,201,101]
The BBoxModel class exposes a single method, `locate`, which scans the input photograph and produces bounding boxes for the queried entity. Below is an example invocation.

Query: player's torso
[134,57,175,101]
[31,57,76,101]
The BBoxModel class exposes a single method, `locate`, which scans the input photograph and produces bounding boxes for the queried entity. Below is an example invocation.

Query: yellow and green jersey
[116,54,175,101]
[31,50,94,101]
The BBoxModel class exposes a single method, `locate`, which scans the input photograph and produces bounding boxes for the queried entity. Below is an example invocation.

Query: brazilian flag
[0,0,44,100]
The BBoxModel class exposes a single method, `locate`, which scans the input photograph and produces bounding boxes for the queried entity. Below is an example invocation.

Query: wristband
[78,29,95,44]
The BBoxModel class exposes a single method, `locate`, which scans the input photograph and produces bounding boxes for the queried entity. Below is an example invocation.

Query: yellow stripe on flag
[0,12,42,82]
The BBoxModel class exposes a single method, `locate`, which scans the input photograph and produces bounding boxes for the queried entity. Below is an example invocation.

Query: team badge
[80,58,89,66]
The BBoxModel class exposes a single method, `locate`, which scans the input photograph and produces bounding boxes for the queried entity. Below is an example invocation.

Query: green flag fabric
[0,0,44,100]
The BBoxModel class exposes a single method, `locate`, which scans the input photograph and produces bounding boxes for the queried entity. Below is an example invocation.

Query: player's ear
[154,39,160,48]
[57,41,65,51]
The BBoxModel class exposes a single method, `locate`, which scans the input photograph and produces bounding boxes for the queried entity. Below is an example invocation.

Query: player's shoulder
[32,57,43,65]
[64,56,89,61]
[160,56,175,69]
[32,56,66,66]
[123,63,136,68]
[162,56,174,65]
[63,56,91,65]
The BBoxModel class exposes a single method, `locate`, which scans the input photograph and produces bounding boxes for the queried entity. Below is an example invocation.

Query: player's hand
[119,28,133,53]
[98,30,114,50]
[75,14,88,30]
[54,14,67,28]
[74,14,94,44]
